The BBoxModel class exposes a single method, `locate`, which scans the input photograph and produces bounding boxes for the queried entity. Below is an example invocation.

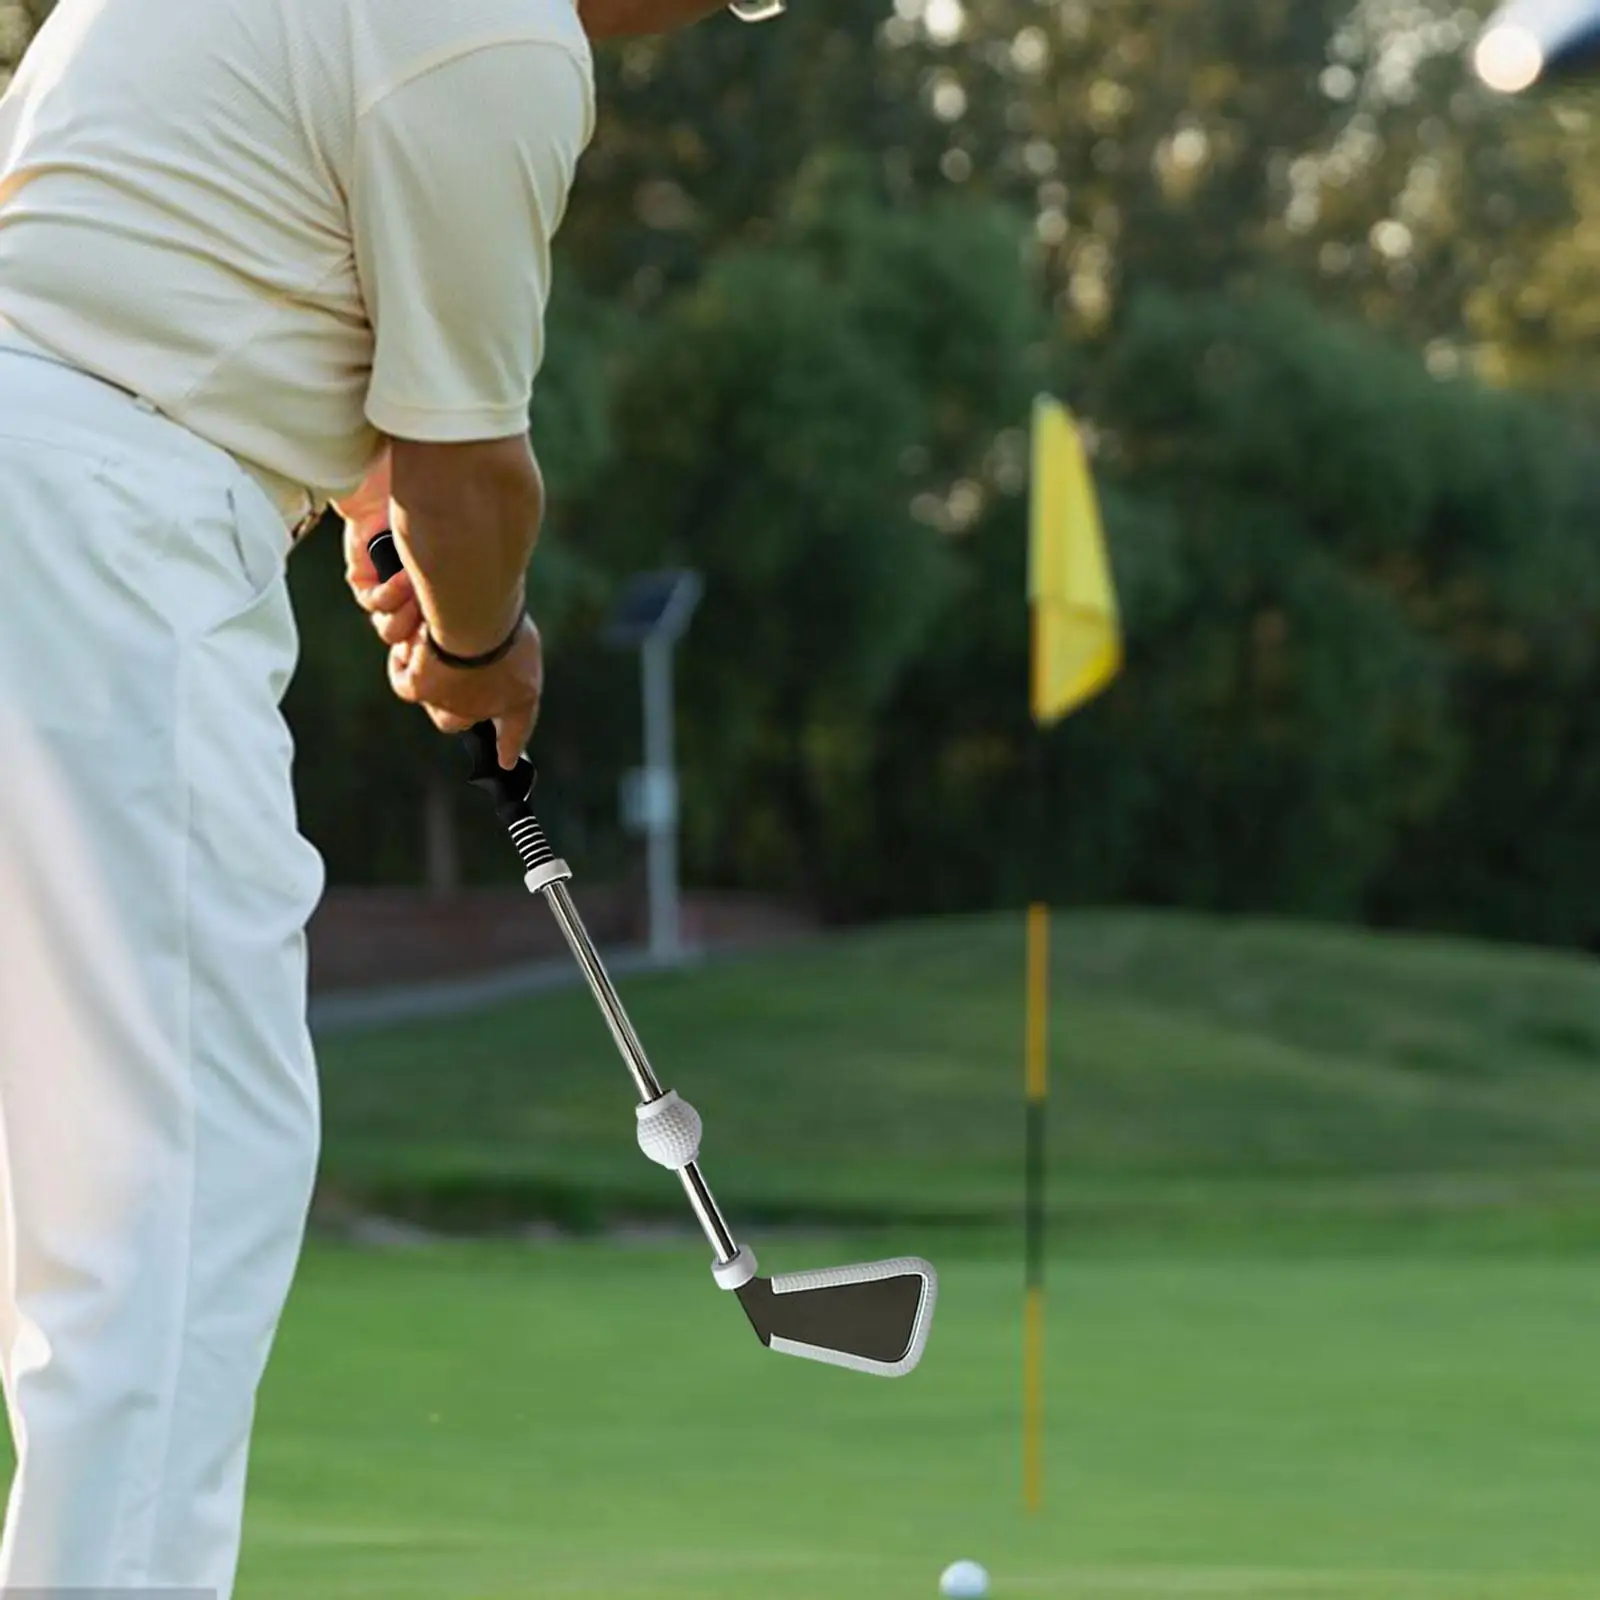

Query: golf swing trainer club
[369,532,938,1377]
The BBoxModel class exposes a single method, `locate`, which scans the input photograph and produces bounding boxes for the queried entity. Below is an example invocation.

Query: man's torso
[0,0,592,503]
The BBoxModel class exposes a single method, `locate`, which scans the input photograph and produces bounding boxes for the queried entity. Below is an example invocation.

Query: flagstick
[1023,391,1119,1521]
[1023,593,1050,1517]
[1023,898,1049,1515]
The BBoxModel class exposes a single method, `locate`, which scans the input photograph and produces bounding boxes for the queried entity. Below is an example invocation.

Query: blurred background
[301,0,1600,948]
[6,1,1600,1596]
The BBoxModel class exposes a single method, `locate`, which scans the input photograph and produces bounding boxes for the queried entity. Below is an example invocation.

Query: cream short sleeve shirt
[0,0,595,509]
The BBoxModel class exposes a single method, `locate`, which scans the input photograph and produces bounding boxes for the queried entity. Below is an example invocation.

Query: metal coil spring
[509,815,556,873]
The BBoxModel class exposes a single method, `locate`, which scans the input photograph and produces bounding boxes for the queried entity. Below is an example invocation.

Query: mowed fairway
[273,914,1600,1595]
[238,1240,1600,1598]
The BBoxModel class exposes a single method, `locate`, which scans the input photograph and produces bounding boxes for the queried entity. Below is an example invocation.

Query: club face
[1477,0,1600,89]
[736,1256,938,1378]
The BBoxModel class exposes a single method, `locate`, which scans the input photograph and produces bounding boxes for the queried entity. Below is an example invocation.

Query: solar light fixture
[603,571,703,964]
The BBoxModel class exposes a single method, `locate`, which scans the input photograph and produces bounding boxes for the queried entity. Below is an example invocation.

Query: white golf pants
[0,344,326,1594]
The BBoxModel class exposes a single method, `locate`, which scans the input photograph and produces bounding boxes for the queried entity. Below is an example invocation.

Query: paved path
[308,943,708,1034]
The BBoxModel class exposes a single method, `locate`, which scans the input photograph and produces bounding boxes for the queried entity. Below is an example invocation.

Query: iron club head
[734,1256,938,1378]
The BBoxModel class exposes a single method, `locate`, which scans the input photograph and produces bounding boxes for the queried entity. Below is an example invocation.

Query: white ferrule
[711,1245,758,1290]
[524,858,572,895]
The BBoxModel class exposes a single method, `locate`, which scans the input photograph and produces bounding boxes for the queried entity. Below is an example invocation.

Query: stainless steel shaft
[540,879,741,1265]
[676,1164,739,1266]
[543,880,663,1101]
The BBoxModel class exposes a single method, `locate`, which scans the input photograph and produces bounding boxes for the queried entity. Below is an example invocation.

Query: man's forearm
[390,437,544,656]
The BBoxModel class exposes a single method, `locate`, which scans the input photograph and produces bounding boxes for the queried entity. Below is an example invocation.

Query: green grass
[8,914,1600,1595]
[317,910,1600,1235]
[227,1237,1600,1598]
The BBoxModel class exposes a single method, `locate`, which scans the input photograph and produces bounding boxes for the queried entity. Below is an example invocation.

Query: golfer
[0,0,720,1588]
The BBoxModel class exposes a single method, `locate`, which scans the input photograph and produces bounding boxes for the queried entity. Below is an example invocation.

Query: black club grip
[367,530,543,834]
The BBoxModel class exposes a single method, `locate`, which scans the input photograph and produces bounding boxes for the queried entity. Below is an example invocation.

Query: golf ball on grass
[940,1559,990,1598]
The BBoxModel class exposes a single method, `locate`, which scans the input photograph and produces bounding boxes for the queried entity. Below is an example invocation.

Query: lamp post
[604,571,704,963]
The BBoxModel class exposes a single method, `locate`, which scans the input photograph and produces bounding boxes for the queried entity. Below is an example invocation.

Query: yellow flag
[1029,395,1121,725]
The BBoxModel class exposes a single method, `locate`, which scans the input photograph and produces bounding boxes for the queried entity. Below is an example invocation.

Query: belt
[0,327,323,545]
[252,466,325,548]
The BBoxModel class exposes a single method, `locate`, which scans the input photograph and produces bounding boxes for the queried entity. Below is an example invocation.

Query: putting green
[216,1236,1600,1598]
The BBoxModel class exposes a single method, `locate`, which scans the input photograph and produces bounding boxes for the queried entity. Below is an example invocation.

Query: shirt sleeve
[351,40,594,442]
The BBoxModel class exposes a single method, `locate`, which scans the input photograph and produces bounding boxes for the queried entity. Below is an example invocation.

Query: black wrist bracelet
[425,614,524,669]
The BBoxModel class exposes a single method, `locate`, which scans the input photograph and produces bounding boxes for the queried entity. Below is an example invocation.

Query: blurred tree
[567,171,1048,906]
[561,0,941,298]
[851,284,1600,943]
[1268,0,1600,389]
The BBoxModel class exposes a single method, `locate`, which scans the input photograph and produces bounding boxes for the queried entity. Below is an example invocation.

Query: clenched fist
[387,616,543,772]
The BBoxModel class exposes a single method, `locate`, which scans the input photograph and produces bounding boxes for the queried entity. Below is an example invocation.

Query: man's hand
[333,447,393,542]
[340,452,427,648]
[345,520,423,648]
[388,617,544,771]
[340,444,544,769]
